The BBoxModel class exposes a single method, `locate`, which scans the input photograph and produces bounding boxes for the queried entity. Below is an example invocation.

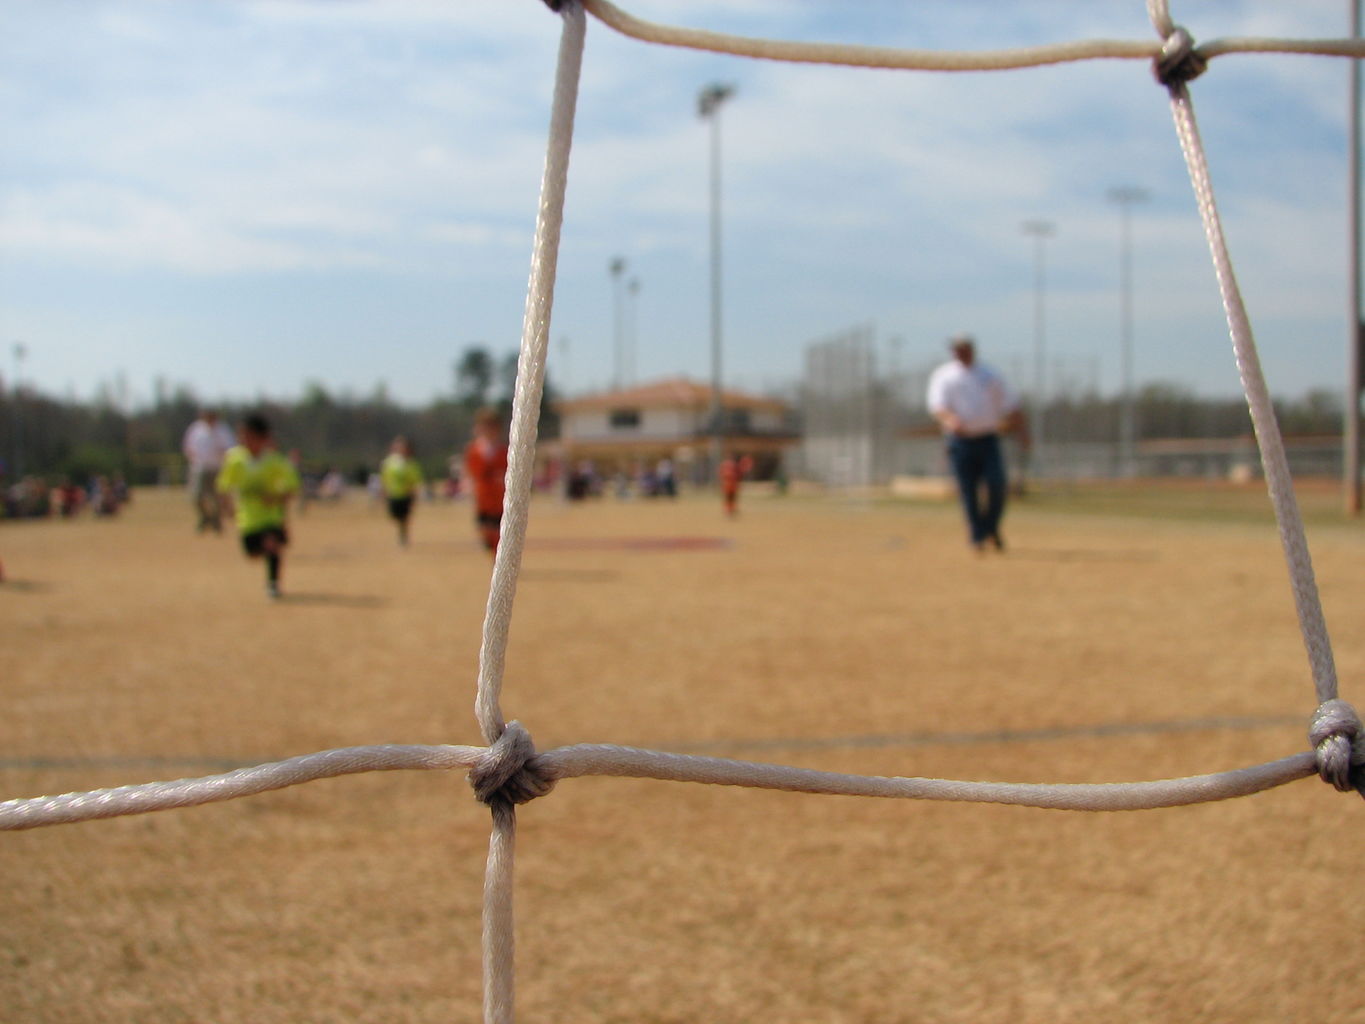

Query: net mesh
[5,3,1365,1021]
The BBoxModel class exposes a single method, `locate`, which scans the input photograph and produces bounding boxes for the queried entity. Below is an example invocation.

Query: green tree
[497,352,520,404]
[455,346,494,409]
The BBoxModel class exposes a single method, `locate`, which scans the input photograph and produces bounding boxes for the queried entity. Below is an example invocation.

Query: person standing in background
[182,408,236,533]
[926,333,1029,553]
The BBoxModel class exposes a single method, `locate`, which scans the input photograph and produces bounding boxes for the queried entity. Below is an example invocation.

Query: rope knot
[1309,699,1365,799]
[469,721,556,811]
[1153,26,1207,90]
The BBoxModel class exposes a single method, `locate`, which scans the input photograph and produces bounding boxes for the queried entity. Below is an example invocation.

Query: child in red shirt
[719,454,753,518]
[464,408,509,555]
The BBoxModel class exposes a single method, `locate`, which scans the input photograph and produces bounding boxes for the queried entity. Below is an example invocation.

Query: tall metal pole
[1109,185,1148,479]
[609,256,626,391]
[627,277,640,387]
[699,83,734,479]
[1348,0,1362,515]
[1021,220,1054,470]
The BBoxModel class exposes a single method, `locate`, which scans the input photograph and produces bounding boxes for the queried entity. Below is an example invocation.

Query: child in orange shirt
[718,454,752,518]
[464,408,509,555]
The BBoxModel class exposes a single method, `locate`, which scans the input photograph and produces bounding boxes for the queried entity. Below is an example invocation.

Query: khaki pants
[190,466,223,531]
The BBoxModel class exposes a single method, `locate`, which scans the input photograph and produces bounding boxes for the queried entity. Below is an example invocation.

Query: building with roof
[551,376,797,485]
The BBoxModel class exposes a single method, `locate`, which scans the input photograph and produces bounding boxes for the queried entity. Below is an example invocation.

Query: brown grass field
[3,482,1365,1023]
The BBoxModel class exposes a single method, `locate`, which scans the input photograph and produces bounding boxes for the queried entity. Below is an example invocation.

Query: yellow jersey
[380,453,423,499]
[216,446,300,533]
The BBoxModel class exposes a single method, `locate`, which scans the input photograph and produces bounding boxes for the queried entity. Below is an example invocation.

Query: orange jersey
[719,458,742,492]
[464,439,509,516]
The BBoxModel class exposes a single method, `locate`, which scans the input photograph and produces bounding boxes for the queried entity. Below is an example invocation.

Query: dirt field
[3,484,1364,1023]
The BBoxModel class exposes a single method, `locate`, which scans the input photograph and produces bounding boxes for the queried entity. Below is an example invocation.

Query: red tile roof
[556,376,788,413]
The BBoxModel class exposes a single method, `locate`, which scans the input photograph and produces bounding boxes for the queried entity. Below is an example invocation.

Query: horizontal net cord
[0,744,483,831]
[581,0,1365,72]
[0,739,1321,833]
[1147,0,1364,61]
[1199,38,1365,60]
[540,745,1318,810]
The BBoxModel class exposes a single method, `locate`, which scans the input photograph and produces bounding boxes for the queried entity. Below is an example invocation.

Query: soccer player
[216,413,300,598]
[380,435,424,547]
[463,407,509,556]
[718,453,752,517]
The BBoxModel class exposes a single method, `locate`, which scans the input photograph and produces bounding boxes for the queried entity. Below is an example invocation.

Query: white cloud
[0,183,384,273]
[0,0,1357,402]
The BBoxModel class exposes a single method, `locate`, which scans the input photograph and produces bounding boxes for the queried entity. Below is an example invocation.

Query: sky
[0,0,1359,409]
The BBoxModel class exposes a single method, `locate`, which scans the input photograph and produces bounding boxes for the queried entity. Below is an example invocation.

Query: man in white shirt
[182,409,236,533]
[926,334,1029,552]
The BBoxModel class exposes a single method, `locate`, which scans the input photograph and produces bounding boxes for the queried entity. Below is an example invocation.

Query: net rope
[4,2,1365,1020]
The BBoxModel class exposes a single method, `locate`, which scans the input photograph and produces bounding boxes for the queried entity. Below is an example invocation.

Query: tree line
[0,346,559,487]
[0,353,1349,488]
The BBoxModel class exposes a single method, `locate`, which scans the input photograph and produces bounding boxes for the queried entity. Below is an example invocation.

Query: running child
[380,435,424,547]
[463,407,509,556]
[718,453,753,518]
[216,413,300,599]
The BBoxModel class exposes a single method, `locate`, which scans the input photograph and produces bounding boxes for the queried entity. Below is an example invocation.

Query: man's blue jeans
[946,434,1006,545]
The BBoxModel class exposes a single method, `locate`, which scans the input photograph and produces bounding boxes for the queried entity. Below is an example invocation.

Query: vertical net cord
[474,3,584,748]
[1163,79,1340,706]
[1146,0,1177,42]
[481,801,519,1024]
[476,6,585,1024]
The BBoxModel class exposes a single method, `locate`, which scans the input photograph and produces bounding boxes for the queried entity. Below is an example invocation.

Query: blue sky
[0,0,1357,407]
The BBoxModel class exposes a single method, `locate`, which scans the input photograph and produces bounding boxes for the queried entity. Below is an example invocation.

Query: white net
[5,3,1365,1022]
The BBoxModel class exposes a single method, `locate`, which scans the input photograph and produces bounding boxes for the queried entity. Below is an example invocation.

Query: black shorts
[241,526,288,557]
[476,511,502,530]
[387,496,414,522]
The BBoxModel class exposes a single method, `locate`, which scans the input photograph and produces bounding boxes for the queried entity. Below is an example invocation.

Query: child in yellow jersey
[216,413,300,599]
[380,436,424,547]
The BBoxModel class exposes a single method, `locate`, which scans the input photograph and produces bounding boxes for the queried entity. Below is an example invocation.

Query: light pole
[699,82,734,477]
[1021,219,1054,469]
[609,256,627,391]
[627,277,640,387]
[1109,186,1148,478]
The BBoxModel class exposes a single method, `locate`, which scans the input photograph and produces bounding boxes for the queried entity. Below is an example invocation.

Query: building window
[609,408,641,430]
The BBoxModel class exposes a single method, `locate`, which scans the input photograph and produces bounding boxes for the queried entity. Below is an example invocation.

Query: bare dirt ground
[3,484,1364,1023]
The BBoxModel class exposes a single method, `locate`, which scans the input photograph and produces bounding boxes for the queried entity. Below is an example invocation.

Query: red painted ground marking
[526,536,732,552]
